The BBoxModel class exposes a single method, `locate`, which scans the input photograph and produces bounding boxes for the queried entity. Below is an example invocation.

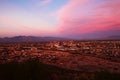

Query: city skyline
[0,0,120,38]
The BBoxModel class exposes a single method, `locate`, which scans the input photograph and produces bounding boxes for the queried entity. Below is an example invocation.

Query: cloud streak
[58,0,120,38]
[37,0,52,6]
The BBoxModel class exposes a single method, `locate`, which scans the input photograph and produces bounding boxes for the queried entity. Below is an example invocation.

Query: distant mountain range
[103,36,120,40]
[0,36,69,43]
[0,36,120,43]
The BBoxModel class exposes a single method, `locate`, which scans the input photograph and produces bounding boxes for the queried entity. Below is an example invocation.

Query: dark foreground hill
[0,58,120,80]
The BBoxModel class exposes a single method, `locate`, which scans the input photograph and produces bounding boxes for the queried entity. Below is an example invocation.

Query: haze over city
[0,0,120,38]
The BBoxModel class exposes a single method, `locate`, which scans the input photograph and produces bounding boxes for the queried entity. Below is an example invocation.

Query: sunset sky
[0,0,120,38]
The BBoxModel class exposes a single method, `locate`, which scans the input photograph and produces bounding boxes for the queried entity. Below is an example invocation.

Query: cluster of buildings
[0,40,120,64]
[0,42,70,64]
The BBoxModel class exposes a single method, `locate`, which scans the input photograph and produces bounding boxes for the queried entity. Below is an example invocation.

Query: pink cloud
[58,0,120,36]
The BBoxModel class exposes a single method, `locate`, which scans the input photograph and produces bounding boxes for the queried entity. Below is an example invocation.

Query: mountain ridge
[0,36,70,43]
[0,35,120,43]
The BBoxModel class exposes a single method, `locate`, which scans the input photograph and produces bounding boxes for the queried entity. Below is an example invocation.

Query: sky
[0,0,120,39]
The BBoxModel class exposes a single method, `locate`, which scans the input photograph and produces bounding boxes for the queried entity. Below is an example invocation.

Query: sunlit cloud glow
[0,0,120,38]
